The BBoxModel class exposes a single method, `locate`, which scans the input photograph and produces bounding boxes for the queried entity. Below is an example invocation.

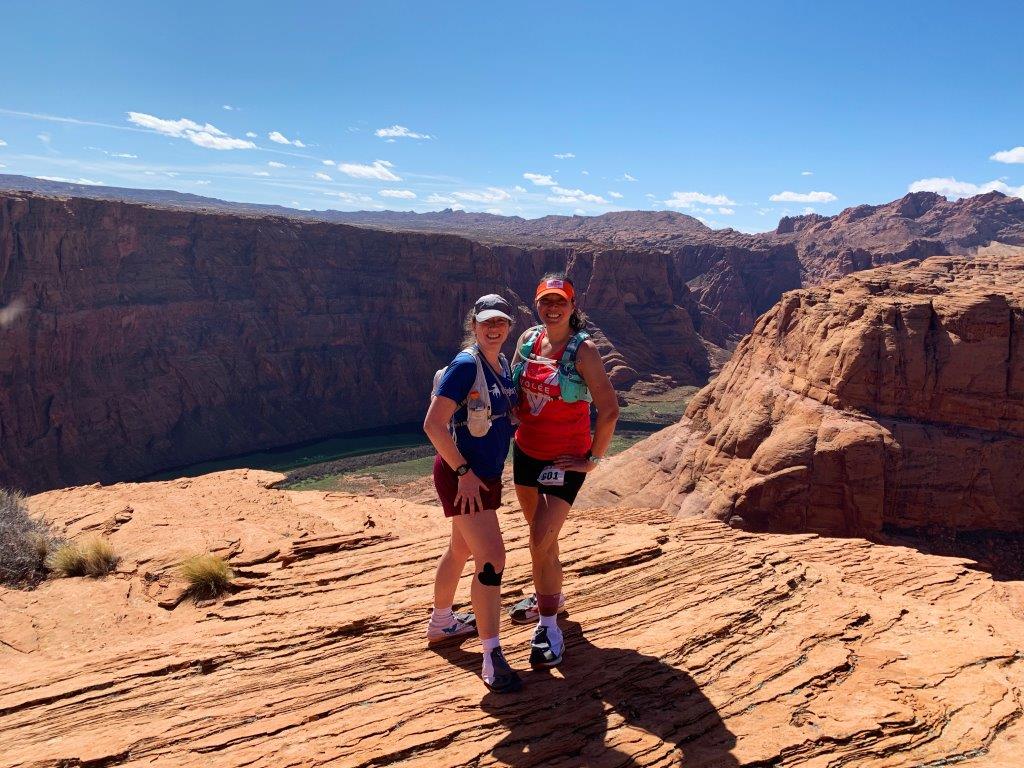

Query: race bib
[538,466,565,487]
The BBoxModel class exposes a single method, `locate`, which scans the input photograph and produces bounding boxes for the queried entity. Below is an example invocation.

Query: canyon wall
[581,246,1024,539]
[0,193,710,492]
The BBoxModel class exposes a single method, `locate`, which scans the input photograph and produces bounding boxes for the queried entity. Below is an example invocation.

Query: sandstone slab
[0,470,1022,766]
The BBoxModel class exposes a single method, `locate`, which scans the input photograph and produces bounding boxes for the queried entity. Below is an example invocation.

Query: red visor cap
[534,278,575,302]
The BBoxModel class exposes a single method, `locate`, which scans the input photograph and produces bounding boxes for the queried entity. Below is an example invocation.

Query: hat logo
[546,279,565,289]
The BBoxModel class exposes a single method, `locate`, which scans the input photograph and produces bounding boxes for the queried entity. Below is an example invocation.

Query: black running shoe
[484,648,522,694]
[529,626,564,668]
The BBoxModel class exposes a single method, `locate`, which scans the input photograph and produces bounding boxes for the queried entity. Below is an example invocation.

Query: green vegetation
[616,386,699,425]
[179,554,234,599]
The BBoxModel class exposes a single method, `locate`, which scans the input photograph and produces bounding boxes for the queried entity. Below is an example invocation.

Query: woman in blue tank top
[423,293,522,694]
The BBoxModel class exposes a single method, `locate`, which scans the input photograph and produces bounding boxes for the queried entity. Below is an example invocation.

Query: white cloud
[622,172,637,182]
[991,146,1024,164]
[549,186,607,204]
[664,191,737,209]
[313,172,333,181]
[574,208,586,215]
[36,175,103,185]
[267,161,286,168]
[426,193,457,204]
[327,191,375,204]
[644,193,656,199]
[374,125,432,140]
[222,104,236,111]
[608,191,623,199]
[801,170,813,176]
[453,187,511,203]
[0,139,6,146]
[718,207,735,215]
[0,163,5,168]
[268,130,306,147]
[486,207,504,215]
[109,152,137,158]
[380,189,416,199]
[769,190,837,203]
[553,152,575,159]
[193,180,211,185]
[756,208,770,215]
[38,133,51,144]
[337,159,401,181]
[245,131,257,138]
[802,207,815,215]
[581,170,589,176]
[513,185,528,193]
[254,171,271,176]
[907,176,1024,199]
[322,159,335,166]
[523,172,556,186]
[128,112,256,150]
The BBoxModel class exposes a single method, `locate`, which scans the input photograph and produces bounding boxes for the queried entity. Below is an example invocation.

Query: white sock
[430,606,454,627]
[538,614,563,649]
[481,635,501,683]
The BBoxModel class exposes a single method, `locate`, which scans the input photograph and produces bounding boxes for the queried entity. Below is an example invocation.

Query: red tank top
[515,330,592,460]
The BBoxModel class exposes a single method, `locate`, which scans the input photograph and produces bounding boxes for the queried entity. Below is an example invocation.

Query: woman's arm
[424,396,466,470]
[554,339,620,471]
[424,395,487,514]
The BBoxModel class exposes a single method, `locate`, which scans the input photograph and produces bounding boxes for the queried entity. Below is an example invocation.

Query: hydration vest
[432,345,513,436]
[511,325,592,404]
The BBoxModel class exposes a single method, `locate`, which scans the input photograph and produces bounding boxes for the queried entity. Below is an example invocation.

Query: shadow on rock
[433,620,739,767]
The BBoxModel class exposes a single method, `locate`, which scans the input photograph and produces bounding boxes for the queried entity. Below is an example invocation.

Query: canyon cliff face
[328,191,1024,334]
[581,245,1024,539]
[0,193,711,492]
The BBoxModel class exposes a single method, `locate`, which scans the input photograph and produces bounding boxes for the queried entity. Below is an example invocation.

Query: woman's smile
[537,296,570,324]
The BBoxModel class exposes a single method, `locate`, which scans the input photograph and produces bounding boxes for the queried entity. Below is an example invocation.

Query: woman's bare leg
[452,510,506,641]
[529,495,571,599]
[432,521,471,610]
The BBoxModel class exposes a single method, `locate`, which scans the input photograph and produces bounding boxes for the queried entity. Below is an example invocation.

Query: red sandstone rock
[581,245,1024,539]
[4,182,1024,494]
[0,193,712,492]
[2,471,1023,766]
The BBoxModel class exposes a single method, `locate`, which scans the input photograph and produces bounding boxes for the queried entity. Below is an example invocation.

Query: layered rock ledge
[2,470,1023,766]
[581,245,1024,543]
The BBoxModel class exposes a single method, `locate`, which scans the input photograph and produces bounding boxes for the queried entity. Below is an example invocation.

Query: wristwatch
[455,463,471,476]
[587,451,605,465]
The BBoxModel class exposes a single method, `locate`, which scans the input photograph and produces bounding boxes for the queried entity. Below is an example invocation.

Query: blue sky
[2,1,1022,233]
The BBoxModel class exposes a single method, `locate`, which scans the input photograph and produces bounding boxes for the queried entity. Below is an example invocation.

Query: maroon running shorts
[433,455,503,517]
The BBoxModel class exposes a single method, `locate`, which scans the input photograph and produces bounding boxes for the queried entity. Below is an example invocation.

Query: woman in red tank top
[509,273,619,668]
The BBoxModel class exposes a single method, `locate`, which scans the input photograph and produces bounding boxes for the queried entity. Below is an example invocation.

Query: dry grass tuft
[0,488,62,587]
[49,537,119,578]
[179,554,233,599]
[81,537,119,575]
[49,542,88,577]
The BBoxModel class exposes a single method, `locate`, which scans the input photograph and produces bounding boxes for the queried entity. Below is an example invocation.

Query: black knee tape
[478,562,503,586]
